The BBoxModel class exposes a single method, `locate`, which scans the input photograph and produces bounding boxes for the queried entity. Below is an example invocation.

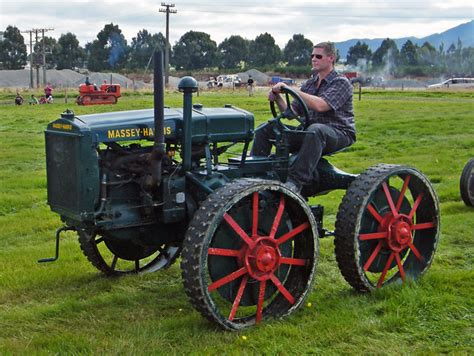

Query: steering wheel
[270,86,310,129]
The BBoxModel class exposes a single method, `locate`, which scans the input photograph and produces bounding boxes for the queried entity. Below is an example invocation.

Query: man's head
[311,42,336,74]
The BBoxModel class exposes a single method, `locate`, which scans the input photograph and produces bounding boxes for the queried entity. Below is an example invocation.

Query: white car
[216,75,243,88]
[428,78,474,89]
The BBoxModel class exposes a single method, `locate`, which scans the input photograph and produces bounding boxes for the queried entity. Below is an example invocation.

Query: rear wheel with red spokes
[181,179,318,330]
[335,164,440,292]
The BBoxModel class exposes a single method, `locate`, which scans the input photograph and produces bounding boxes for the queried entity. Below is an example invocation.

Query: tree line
[1,23,472,77]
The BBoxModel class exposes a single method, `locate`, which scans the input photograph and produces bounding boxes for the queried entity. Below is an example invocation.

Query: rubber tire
[460,158,474,206]
[334,164,440,292]
[181,178,319,330]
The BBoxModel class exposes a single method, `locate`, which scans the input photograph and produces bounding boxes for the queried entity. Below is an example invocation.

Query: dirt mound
[237,69,269,85]
[0,69,149,89]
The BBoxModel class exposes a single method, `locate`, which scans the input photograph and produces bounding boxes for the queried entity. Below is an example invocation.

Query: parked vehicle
[76,83,121,105]
[460,158,474,206]
[428,78,474,89]
[216,74,243,88]
[269,76,295,85]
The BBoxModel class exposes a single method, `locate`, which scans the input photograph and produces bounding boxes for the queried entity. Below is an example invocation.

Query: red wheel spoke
[208,248,241,257]
[269,195,286,239]
[367,203,383,223]
[360,231,388,241]
[377,252,395,288]
[396,175,411,212]
[255,280,267,324]
[276,222,310,245]
[394,252,406,281]
[252,192,259,238]
[407,241,424,262]
[280,257,307,266]
[269,273,295,304]
[228,275,248,321]
[382,182,398,216]
[208,266,248,292]
[408,192,425,219]
[413,221,436,230]
[223,213,254,246]
[363,240,383,271]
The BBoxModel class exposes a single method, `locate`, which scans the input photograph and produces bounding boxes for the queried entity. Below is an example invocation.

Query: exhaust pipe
[151,50,166,187]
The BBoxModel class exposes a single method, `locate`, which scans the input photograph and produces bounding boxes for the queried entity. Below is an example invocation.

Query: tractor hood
[46,106,254,144]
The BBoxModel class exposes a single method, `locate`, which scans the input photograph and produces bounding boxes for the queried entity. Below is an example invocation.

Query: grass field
[0,88,473,354]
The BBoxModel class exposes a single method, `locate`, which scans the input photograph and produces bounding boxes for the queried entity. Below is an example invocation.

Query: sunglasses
[311,54,324,59]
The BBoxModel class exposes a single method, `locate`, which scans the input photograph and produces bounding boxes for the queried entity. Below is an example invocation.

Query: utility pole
[159,3,177,87]
[21,28,53,88]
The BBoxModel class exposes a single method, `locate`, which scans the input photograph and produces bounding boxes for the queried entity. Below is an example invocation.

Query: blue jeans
[251,121,354,188]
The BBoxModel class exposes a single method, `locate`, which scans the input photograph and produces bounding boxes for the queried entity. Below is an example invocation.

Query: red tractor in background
[76,83,121,105]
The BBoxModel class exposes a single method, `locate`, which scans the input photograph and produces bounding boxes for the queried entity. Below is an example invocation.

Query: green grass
[1,89,473,354]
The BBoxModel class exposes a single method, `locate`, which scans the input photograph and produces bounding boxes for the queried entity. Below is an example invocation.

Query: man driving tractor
[251,42,355,193]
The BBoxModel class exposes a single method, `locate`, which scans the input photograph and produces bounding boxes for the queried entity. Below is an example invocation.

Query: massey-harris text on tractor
[76,83,121,105]
[43,51,440,330]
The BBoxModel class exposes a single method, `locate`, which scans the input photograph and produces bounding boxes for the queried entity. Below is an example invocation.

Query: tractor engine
[45,88,255,274]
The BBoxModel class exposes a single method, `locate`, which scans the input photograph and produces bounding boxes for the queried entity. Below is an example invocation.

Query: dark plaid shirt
[293,70,356,141]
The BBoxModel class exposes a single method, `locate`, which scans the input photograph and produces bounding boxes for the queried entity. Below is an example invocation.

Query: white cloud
[0,0,472,47]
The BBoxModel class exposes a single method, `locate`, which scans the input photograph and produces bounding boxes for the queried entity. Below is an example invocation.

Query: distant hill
[335,20,474,59]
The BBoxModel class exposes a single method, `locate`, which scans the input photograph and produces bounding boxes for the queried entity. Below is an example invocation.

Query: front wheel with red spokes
[334,164,440,292]
[181,179,319,330]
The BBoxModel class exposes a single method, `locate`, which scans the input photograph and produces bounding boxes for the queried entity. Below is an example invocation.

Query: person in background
[44,83,53,100]
[251,42,355,193]
[15,92,24,105]
[247,75,255,97]
[85,76,91,86]
[29,94,39,105]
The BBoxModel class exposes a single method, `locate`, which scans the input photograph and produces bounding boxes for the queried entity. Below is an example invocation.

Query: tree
[283,34,313,66]
[128,29,166,70]
[217,35,249,69]
[372,38,399,70]
[399,40,418,66]
[172,31,217,70]
[417,41,437,66]
[54,33,85,70]
[87,23,128,71]
[346,41,372,67]
[248,33,281,67]
[0,25,27,69]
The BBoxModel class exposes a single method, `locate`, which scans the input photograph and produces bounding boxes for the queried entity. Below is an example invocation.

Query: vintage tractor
[460,158,474,206]
[76,82,121,105]
[42,52,440,330]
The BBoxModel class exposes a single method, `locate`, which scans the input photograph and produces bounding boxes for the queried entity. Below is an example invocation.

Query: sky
[1,0,473,48]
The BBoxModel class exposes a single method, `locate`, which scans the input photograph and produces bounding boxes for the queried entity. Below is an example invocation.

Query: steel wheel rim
[202,185,317,328]
[357,170,439,288]
[79,230,181,275]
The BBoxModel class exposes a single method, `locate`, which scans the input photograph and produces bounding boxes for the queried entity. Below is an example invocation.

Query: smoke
[108,32,126,68]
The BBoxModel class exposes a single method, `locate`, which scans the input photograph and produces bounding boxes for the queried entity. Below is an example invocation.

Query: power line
[160,3,177,86]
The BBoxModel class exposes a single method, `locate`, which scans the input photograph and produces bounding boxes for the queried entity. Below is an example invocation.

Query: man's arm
[270,82,331,113]
[292,88,331,112]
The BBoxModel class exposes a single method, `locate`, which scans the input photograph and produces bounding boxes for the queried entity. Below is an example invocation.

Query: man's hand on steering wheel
[269,84,310,129]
